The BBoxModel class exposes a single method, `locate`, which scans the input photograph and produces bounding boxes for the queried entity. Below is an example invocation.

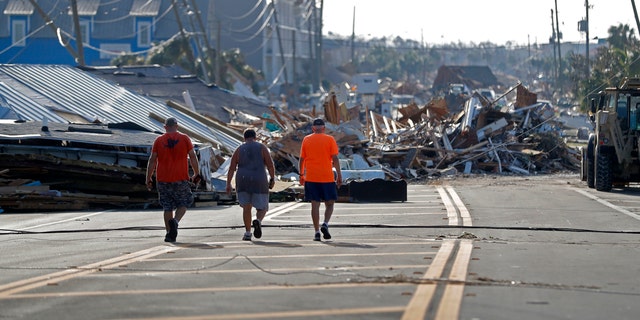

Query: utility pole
[292,29,297,106]
[551,9,558,86]
[307,4,314,92]
[189,0,216,84]
[171,0,197,69]
[317,0,324,92]
[555,0,562,86]
[271,2,290,96]
[27,0,78,62]
[350,6,355,62]
[70,0,85,66]
[632,0,640,39]
[585,0,590,77]
[181,0,210,84]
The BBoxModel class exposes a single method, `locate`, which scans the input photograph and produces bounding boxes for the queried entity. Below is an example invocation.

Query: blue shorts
[304,182,338,202]
[237,192,269,210]
[157,181,194,211]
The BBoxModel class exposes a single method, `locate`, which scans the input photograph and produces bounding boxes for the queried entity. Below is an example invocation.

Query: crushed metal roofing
[0,64,241,151]
[3,0,34,15]
[131,0,161,16]
[83,65,272,124]
[0,120,160,147]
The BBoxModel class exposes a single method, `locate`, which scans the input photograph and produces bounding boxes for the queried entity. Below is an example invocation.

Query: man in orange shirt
[146,117,201,243]
[299,118,342,241]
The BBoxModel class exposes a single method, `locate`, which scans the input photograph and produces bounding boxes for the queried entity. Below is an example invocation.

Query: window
[79,20,90,44]
[12,20,27,46]
[137,21,151,47]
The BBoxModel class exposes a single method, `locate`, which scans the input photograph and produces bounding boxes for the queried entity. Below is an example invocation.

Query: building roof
[432,65,501,92]
[0,64,242,152]
[67,0,101,16]
[130,0,161,16]
[3,0,34,15]
[83,65,271,124]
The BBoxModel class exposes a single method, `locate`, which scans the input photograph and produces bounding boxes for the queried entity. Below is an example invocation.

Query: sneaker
[242,232,252,241]
[168,218,178,241]
[164,233,175,243]
[320,223,331,240]
[313,232,321,241]
[252,219,262,239]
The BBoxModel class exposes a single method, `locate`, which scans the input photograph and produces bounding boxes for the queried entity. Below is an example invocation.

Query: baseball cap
[165,117,178,126]
[312,118,325,126]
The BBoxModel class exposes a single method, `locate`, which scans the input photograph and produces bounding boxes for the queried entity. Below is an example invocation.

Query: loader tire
[595,148,612,191]
[580,147,586,181]
[586,139,595,188]
[586,155,595,188]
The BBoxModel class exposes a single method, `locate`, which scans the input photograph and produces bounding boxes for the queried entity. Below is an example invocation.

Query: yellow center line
[446,186,473,226]
[435,239,474,320]
[401,240,455,320]
[146,251,437,261]
[115,306,407,320]
[0,245,180,297]
[83,264,431,277]
[437,187,459,225]
[4,282,409,300]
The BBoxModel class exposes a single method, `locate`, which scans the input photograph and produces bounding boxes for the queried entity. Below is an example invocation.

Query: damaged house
[0,64,237,211]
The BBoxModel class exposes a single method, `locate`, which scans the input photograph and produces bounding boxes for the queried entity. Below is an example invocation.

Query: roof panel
[0,82,68,123]
[67,0,101,16]
[3,0,34,15]
[0,64,240,151]
[131,0,161,16]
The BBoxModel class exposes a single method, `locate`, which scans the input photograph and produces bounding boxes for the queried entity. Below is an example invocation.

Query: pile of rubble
[265,83,580,183]
[0,83,580,212]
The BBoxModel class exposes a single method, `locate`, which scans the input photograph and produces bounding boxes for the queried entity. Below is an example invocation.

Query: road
[1,174,639,320]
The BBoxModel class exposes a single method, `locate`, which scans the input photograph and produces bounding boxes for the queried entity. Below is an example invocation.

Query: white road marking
[574,188,640,221]
[17,210,114,231]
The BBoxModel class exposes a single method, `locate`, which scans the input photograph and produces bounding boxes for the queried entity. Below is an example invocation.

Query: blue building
[0,0,210,66]
[0,0,320,95]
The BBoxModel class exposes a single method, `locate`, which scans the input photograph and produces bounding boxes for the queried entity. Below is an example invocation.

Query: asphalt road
[1,174,639,320]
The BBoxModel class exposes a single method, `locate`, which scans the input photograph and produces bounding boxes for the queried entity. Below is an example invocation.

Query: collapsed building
[0,64,580,212]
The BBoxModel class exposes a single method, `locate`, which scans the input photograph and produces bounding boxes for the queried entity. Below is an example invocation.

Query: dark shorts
[304,182,338,202]
[157,180,194,211]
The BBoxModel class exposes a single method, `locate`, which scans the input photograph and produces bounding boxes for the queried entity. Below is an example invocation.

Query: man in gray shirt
[226,128,276,241]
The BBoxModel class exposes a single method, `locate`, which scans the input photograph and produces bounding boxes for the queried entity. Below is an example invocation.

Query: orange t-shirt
[151,132,194,182]
[300,133,338,183]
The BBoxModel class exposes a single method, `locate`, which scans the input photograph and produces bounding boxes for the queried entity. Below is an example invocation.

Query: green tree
[570,23,640,109]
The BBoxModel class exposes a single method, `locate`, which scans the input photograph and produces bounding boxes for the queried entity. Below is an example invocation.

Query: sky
[322,0,638,45]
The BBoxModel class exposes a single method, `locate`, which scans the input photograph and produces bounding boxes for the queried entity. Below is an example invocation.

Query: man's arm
[226,150,239,194]
[146,153,158,190]
[332,154,342,188]
[298,156,305,185]
[262,145,276,188]
[188,149,200,180]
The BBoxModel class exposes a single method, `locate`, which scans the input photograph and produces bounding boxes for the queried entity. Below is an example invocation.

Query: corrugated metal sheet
[3,0,34,15]
[67,0,101,16]
[0,64,241,151]
[0,82,68,123]
[131,0,161,16]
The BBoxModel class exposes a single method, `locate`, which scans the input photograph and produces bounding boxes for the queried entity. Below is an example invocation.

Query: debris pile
[266,83,580,183]
[0,83,581,212]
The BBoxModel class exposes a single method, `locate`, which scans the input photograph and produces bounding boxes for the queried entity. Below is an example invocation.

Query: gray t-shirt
[235,141,269,194]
